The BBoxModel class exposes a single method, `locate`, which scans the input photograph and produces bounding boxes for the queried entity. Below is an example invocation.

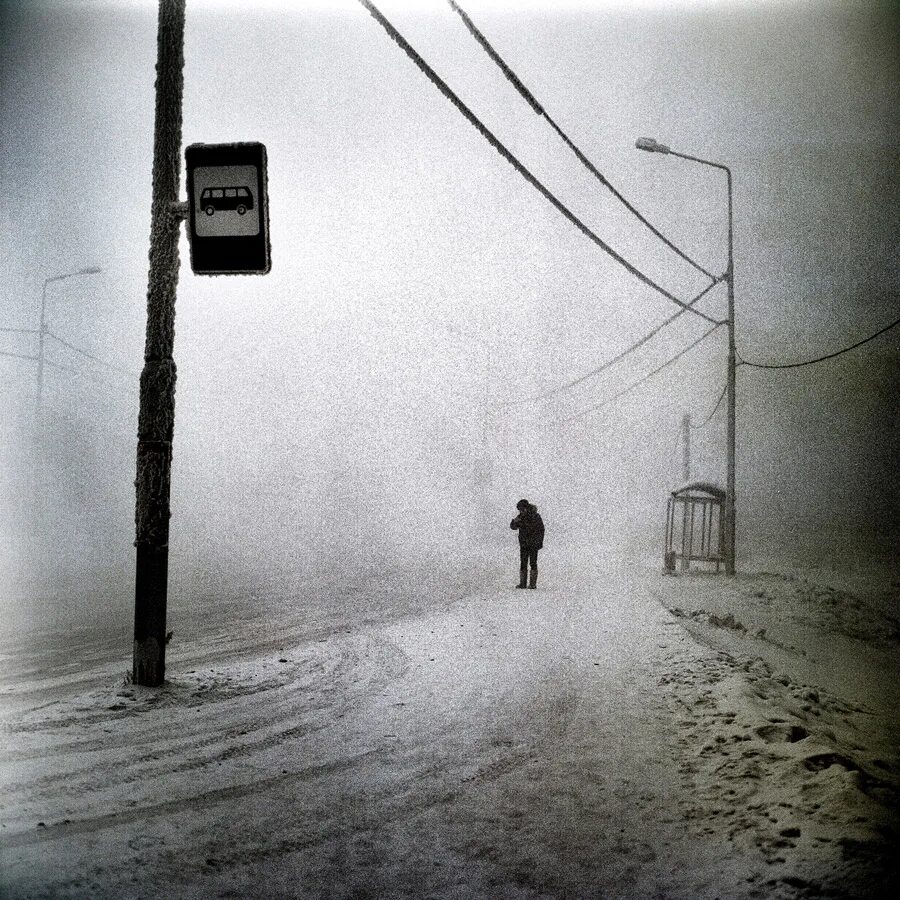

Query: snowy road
[1,557,896,898]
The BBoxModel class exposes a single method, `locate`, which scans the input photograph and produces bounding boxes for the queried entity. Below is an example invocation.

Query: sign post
[133,0,187,687]
[133,57,271,684]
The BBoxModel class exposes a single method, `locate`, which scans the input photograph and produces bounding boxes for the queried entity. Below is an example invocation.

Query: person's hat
[516,499,530,510]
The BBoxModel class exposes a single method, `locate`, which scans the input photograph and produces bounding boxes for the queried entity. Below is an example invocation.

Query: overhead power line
[447,0,716,282]
[690,382,728,429]
[42,358,133,397]
[0,349,38,362]
[357,0,719,326]
[739,313,900,370]
[44,330,136,377]
[502,275,724,407]
[549,322,724,426]
[0,327,38,334]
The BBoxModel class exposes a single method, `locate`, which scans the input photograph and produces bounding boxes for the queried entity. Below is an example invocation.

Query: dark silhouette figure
[510,499,544,589]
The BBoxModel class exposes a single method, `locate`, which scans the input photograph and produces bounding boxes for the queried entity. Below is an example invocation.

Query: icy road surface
[1,555,897,898]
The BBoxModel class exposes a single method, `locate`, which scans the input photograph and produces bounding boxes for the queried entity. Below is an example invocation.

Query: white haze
[0,0,897,632]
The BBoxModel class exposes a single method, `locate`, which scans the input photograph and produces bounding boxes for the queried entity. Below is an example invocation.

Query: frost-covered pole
[682,413,691,484]
[133,0,186,686]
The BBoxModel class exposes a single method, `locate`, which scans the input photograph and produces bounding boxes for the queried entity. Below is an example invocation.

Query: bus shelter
[664,481,725,573]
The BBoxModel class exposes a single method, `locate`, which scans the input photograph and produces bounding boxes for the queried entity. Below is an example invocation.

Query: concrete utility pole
[636,137,736,575]
[133,0,186,686]
[724,164,736,576]
[681,413,691,484]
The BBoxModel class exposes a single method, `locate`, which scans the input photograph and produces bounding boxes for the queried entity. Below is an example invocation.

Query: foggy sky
[1,0,898,628]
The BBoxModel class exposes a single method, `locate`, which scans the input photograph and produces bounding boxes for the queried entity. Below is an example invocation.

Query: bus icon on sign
[200,186,254,216]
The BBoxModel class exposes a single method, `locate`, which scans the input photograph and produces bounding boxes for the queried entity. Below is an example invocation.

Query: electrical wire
[738,314,900,370]
[0,349,38,362]
[501,275,724,407]
[42,358,133,397]
[44,331,137,377]
[0,327,38,334]
[357,0,720,326]
[45,406,135,444]
[548,322,724,426]
[447,0,716,282]
[689,382,727,430]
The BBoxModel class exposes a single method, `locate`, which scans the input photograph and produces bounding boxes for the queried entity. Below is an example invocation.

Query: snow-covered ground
[1,549,897,898]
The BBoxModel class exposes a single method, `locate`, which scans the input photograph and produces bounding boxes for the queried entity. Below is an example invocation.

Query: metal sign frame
[185,142,271,275]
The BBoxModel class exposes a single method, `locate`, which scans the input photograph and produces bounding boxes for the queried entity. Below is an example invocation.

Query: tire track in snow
[0,750,383,850]
[1,634,409,829]
[144,663,583,876]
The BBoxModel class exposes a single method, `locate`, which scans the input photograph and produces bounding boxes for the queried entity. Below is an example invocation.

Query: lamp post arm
[667,148,731,177]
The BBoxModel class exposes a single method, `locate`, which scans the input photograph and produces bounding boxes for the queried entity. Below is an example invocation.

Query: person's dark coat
[511,504,544,550]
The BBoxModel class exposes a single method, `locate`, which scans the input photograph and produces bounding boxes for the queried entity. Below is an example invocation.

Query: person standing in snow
[510,498,544,589]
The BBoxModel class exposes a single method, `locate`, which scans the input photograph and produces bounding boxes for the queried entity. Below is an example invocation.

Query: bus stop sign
[185,142,271,275]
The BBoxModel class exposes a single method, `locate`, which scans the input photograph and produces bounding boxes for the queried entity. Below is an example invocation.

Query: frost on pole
[185,142,271,275]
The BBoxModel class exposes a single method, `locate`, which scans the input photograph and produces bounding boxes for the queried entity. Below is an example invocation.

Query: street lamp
[635,137,736,575]
[37,266,103,412]
[635,137,670,154]
[32,265,103,600]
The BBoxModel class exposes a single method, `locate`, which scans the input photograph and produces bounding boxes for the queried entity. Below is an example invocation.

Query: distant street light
[31,265,103,600]
[635,137,736,575]
[635,137,670,154]
[37,266,103,413]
